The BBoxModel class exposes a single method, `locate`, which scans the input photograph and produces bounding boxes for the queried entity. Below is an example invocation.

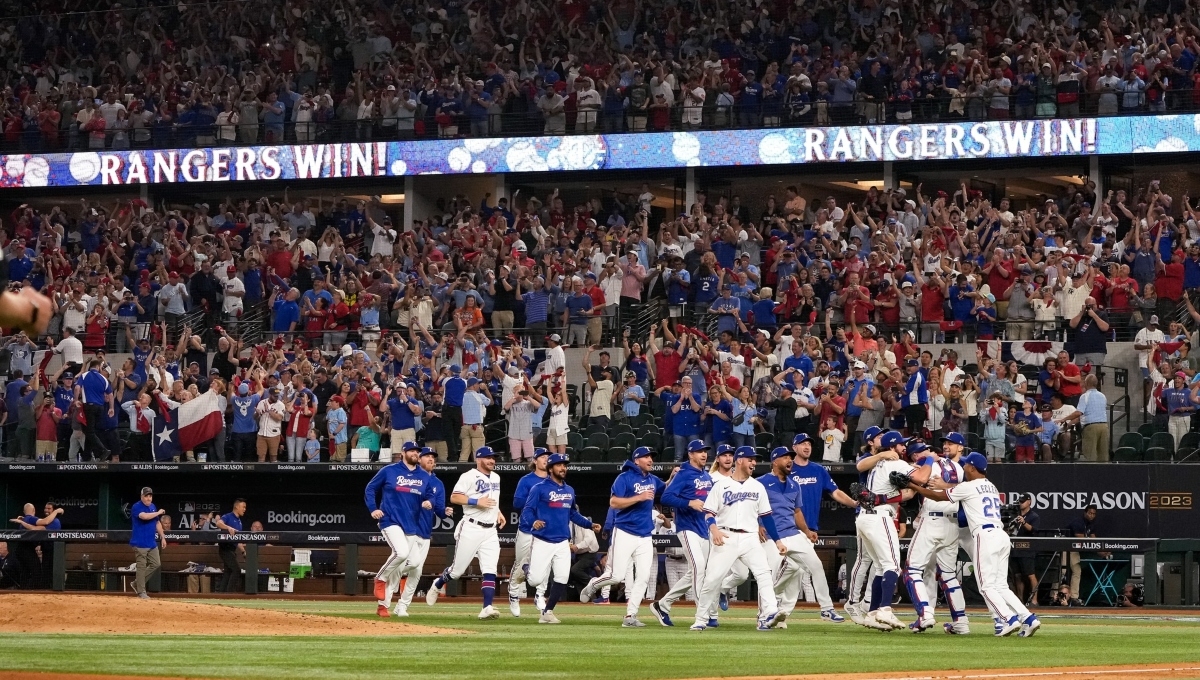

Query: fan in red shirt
[841,271,874,325]
[915,268,948,340]
[650,323,683,387]
[1156,249,1185,304]
[982,248,1014,308]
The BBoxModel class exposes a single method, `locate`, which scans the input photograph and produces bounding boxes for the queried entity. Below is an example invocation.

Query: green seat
[755,432,775,450]
[609,446,629,462]
[1117,432,1144,454]
[567,432,584,452]
[1179,431,1200,450]
[967,432,984,452]
[1148,432,1175,456]
[1175,447,1196,462]
[637,424,661,439]
[1144,446,1173,462]
[534,431,548,448]
[612,432,637,452]
[586,432,610,451]
[638,432,663,454]
[755,447,770,461]
[1138,423,1157,439]
[1112,447,1142,462]
[580,446,605,462]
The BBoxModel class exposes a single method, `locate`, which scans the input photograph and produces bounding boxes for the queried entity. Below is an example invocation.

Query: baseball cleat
[875,607,906,630]
[591,597,610,604]
[689,623,707,631]
[996,616,1022,637]
[765,610,786,629]
[508,594,521,618]
[650,601,674,627]
[578,584,595,603]
[776,621,788,629]
[376,604,390,618]
[862,611,893,631]
[425,583,443,606]
[910,615,936,632]
[820,608,846,623]
[137,592,151,599]
[478,605,501,620]
[535,594,546,612]
[944,622,971,635]
[719,593,729,611]
[707,617,720,628]
[622,616,646,627]
[538,610,561,624]
[1018,614,1041,638]
[843,602,864,625]
[373,579,387,600]
[392,604,408,617]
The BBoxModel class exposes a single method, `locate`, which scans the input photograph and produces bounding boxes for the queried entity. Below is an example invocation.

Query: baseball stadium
[3,0,1200,678]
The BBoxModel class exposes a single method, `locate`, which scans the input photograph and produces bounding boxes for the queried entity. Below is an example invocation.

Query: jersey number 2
[981,497,1000,520]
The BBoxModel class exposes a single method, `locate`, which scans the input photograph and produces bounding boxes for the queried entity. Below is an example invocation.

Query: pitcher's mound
[0,594,461,636]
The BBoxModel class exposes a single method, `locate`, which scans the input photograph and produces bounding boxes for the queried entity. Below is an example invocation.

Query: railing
[11,91,1195,154]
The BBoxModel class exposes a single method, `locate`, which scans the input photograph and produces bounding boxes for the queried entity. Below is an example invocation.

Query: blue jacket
[608,460,664,537]
[759,471,804,539]
[415,474,446,540]
[364,461,435,534]
[659,462,713,536]
[514,471,550,533]
[527,479,592,543]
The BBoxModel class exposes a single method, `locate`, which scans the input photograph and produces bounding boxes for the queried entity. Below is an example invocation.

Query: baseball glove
[849,482,876,513]
[1012,420,1034,436]
[889,470,914,490]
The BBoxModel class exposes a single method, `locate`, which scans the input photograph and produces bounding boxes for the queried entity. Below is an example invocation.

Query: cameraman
[1007,497,1040,605]
[1068,296,1110,369]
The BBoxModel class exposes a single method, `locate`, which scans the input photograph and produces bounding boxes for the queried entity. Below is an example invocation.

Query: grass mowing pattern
[2,601,1199,680]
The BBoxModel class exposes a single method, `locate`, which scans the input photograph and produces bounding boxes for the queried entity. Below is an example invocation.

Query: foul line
[852,667,1200,680]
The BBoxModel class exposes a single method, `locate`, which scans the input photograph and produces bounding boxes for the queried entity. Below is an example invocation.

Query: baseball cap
[547,333,562,343]
[907,440,930,456]
[906,359,920,367]
[734,446,757,460]
[961,451,988,472]
[863,426,883,442]
[140,486,154,496]
[941,432,967,447]
[792,433,811,446]
[853,361,867,370]
[770,446,793,461]
[715,443,735,455]
[341,344,354,357]
[864,324,876,335]
[237,383,249,396]
[534,447,550,458]
[60,372,74,381]
[1149,315,1160,325]
[881,431,906,449]
[419,447,437,457]
[474,446,497,459]
[688,439,710,453]
[467,377,481,387]
[450,364,462,374]
[547,453,570,466]
[632,446,654,460]
[402,441,420,451]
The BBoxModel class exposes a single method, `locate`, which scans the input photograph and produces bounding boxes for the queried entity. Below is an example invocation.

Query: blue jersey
[527,479,592,543]
[364,461,435,534]
[219,512,243,532]
[230,394,261,434]
[78,369,109,404]
[129,501,159,548]
[788,460,838,531]
[514,471,550,533]
[659,462,713,536]
[608,461,664,537]
[758,471,804,539]
[442,376,466,407]
[52,386,74,415]
[387,396,418,430]
[415,474,446,540]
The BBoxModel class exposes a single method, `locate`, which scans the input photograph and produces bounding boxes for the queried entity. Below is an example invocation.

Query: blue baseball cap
[419,447,437,457]
[961,451,988,472]
[450,365,461,374]
[770,446,793,461]
[941,432,967,447]
[792,433,811,446]
[715,444,735,455]
[237,382,249,396]
[547,453,569,466]
[402,441,420,451]
[467,377,481,387]
[688,439,710,453]
[734,446,757,460]
[881,431,906,449]
[475,446,496,459]
[534,447,549,458]
[632,446,654,460]
[863,426,883,442]
[907,439,930,456]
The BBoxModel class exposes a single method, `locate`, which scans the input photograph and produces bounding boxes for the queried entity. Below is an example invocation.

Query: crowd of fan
[3,169,1200,464]
[6,0,1200,149]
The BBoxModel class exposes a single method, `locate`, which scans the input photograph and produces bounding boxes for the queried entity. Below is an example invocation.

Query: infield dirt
[0,593,462,636]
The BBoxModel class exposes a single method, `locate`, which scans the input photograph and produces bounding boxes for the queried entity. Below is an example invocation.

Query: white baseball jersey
[945,478,1003,535]
[866,458,916,496]
[709,467,730,483]
[453,468,501,523]
[704,475,771,533]
[917,456,963,517]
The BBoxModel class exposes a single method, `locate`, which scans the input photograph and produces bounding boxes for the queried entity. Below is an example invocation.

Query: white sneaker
[875,607,906,630]
[509,594,521,618]
[425,583,443,606]
[538,610,561,624]
[862,611,893,631]
[535,594,546,612]
[943,621,971,635]
[996,616,1022,637]
[578,584,594,603]
[910,614,936,632]
[622,616,646,627]
[478,605,500,620]
[843,602,864,625]
[392,604,408,617]
[776,621,788,629]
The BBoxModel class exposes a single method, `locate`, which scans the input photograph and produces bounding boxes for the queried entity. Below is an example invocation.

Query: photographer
[1007,497,1041,605]
[1068,296,1110,369]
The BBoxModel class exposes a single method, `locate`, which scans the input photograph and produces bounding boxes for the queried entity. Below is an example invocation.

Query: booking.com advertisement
[0,115,1196,188]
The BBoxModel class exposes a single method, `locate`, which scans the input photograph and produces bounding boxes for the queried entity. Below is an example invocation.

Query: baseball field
[2,595,1200,680]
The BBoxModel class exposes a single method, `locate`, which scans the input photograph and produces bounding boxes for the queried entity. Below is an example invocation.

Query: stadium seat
[1143,447,1172,462]
[1117,432,1144,454]
[609,446,629,462]
[1138,423,1158,440]
[534,431,548,449]
[755,432,774,450]
[567,432,585,452]
[1112,447,1142,462]
[636,424,661,439]
[612,432,636,453]
[755,447,770,461]
[1175,447,1196,462]
[1180,431,1200,451]
[586,432,610,451]
[580,446,605,462]
[639,432,664,454]
[1148,432,1175,456]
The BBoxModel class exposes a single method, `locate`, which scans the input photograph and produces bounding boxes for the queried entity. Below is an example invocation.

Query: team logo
[548,491,573,508]
[723,491,759,504]
[396,475,425,494]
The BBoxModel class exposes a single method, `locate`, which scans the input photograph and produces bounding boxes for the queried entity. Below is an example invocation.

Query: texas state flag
[153,390,225,461]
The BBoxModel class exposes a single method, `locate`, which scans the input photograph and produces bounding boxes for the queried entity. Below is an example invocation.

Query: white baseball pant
[448,519,500,579]
[973,528,1031,624]
[584,528,654,617]
[905,513,968,623]
[855,508,901,575]
[528,537,571,587]
[378,525,412,606]
[658,529,710,616]
[768,533,834,613]
[847,533,878,608]
[395,536,431,609]
[664,556,694,601]
[509,530,547,600]
[695,531,778,626]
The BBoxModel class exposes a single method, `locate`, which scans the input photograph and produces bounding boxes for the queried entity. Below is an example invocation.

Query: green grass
[3,601,1200,679]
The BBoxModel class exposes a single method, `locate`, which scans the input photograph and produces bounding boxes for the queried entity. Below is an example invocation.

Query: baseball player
[579,446,665,627]
[650,439,714,627]
[845,425,886,624]
[761,445,843,625]
[364,440,436,617]
[525,453,602,624]
[427,445,506,620]
[692,446,785,631]
[392,446,453,616]
[905,452,1042,637]
[856,431,930,631]
[509,447,551,617]
[903,432,972,633]
[709,444,744,618]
